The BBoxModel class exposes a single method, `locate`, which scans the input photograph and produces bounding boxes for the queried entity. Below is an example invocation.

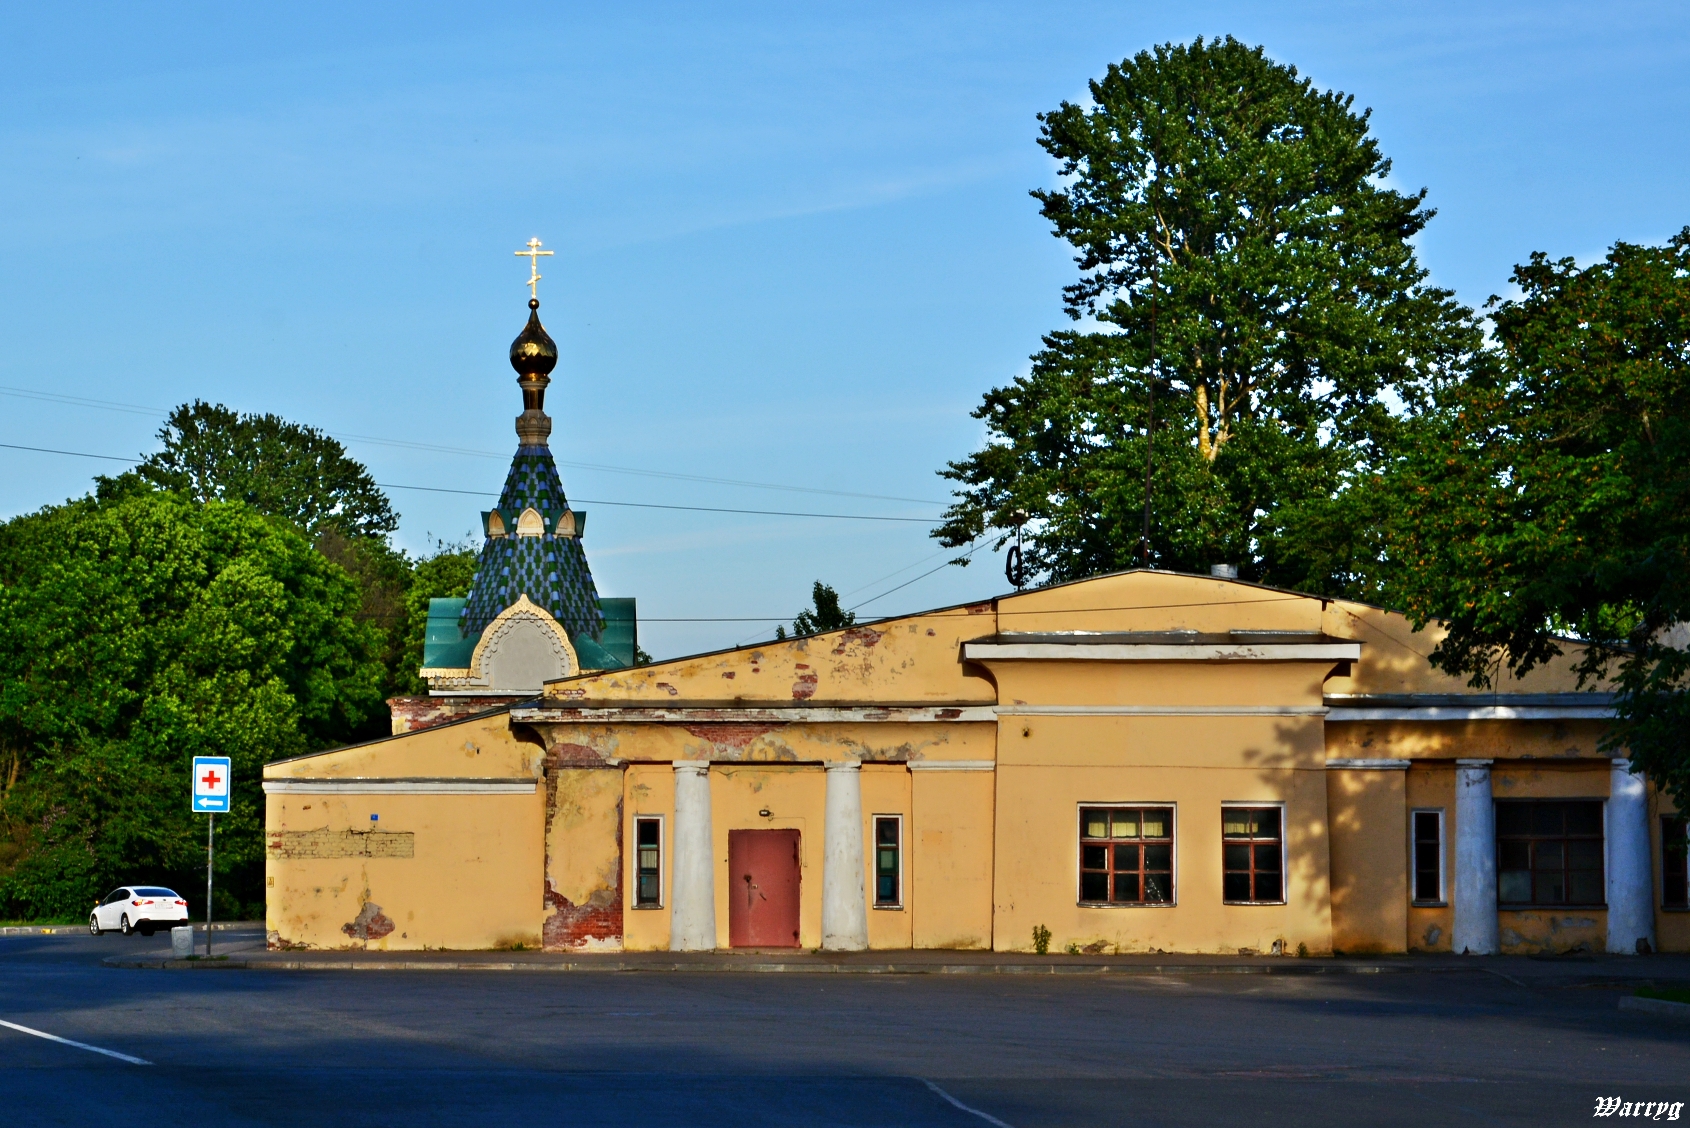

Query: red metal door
[728,829,801,947]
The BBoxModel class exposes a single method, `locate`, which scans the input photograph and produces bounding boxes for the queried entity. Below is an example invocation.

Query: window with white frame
[873,815,902,909]
[1411,809,1445,904]
[633,816,663,908]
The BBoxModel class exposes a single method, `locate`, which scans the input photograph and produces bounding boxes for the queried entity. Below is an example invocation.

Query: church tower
[401,247,636,727]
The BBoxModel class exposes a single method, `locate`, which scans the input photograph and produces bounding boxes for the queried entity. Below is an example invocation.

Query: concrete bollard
[171,925,194,959]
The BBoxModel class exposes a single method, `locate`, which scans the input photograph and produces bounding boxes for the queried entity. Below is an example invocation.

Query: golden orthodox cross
[514,237,553,299]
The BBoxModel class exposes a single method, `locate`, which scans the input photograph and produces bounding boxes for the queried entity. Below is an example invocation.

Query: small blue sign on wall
[192,756,232,813]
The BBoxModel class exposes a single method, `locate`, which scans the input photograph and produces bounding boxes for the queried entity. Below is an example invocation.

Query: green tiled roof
[422,598,478,668]
[461,445,605,640]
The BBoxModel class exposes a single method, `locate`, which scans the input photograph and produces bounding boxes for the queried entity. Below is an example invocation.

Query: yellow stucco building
[262,293,1689,958]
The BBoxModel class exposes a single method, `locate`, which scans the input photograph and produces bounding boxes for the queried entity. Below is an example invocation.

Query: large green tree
[135,401,398,539]
[0,487,386,919]
[1383,230,1690,803]
[937,37,1475,588]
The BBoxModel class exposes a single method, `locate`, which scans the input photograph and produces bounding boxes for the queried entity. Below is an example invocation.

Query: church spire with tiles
[458,292,606,641]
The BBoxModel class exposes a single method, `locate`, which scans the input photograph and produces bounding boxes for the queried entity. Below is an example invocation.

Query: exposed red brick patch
[794,663,810,670]
[966,602,991,615]
[341,902,395,942]
[546,741,605,766]
[721,671,736,679]
[682,723,782,749]
[542,787,623,951]
[791,672,819,700]
[386,695,527,734]
[654,681,680,696]
[832,627,884,654]
[936,708,961,719]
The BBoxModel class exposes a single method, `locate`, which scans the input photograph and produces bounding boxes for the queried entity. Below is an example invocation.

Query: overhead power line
[0,384,949,508]
[0,442,936,523]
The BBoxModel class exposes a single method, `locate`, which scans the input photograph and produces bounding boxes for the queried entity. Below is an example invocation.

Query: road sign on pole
[191,756,229,958]
[192,756,231,813]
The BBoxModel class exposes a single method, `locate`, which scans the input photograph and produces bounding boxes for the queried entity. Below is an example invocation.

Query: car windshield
[134,887,178,897]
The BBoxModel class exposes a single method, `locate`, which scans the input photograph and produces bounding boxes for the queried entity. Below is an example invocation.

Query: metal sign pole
[205,813,214,957]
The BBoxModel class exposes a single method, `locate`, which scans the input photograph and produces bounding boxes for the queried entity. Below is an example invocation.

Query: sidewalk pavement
[103,943,1690,982]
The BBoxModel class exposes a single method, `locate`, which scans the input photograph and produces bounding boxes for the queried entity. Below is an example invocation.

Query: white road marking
[921,1079,1016,1128]
[0,1018,151,1065]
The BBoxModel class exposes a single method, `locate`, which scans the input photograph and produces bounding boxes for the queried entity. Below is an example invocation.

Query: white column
[669,761,716,951]
[1453,758,1499,955]
[1608,759,1656,955]
[821,761,869,951]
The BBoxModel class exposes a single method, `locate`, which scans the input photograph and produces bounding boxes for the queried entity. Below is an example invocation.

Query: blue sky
[1,2,1685,658]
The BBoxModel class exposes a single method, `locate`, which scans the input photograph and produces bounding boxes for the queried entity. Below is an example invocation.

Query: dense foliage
[775,582,856,639]
[937,37,1476,589]
[1383,231,1690,803]
[0,488,387,920]
[136,401,398,539]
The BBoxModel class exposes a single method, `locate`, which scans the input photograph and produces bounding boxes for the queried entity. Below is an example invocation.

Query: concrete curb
[1619,995,1690,1022]
[104,956,1439,973]
[3,921,262,937]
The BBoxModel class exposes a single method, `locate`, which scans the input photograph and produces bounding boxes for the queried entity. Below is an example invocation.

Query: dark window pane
[1253,808,1281,839]
[1415,842,1439,872]
[1081,809,1109,839]
[1532,803,1565,836]
[877,875,897,903]
[1113,873,1140,902]
[1565,802,1603,836]
[1499,871,1532,903]
[877,820,899,846]
[1665,818,1689,907]
[1496,804,1531,836]
[1224,844,1251,871]
[1500,841,1530,871]
[1224,873,1251,901]
[1113,844,1140,871]
[1082,845,1108,870]
[1566,840,1602,870]
[1533,841,1564,870]
[1534,872,1565,904]
[1141,809,1171,838]
[1143,844,1172,871]
[1253,873,1282,902]
[1415,867,1440,902]
[1254,844,1281,872]
[637,820,659,847]
[1414,812,1440,843]
[1144,874,1171,903]
[1081,872,1109,901]
[637,875,659,904]
[1569,871,1604,905]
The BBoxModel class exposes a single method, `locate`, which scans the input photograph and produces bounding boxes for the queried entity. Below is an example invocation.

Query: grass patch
[1636,987,1690,1006]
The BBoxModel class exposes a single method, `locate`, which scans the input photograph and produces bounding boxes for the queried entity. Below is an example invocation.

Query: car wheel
[89,914,102,937]
[139,923,154,937]
[120,914,132,937]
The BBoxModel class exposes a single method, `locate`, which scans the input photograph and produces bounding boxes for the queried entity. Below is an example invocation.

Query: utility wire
[0,441,936,523]
[0,384,948,507]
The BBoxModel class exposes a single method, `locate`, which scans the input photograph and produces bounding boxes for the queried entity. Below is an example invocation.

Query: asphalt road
[3,931,1687,1127]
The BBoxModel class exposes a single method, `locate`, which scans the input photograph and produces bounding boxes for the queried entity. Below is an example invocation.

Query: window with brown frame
[873,816,902,908]
[1222,807,1283,904]
[1664,816,1689,909]
[1079,807,1173,904]
[1496,801,1603,906]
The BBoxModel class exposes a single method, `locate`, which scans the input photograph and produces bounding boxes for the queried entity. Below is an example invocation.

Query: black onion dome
[509,298,558,377]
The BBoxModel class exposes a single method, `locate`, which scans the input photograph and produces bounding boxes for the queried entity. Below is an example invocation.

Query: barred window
[1079,807,1174,905]
[1223,807,1284,904]
[1497,801,1603,907]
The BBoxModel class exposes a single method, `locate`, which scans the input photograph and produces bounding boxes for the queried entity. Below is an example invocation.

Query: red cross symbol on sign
[200,769,221,790]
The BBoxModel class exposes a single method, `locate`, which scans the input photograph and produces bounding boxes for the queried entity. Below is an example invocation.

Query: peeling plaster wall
[544,765,623,950]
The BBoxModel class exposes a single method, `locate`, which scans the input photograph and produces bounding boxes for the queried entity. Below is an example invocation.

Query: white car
[89,887,190,937]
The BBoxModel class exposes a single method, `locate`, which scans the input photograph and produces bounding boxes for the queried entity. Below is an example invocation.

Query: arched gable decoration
[422,595,585,695]
[515,507,545,537]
